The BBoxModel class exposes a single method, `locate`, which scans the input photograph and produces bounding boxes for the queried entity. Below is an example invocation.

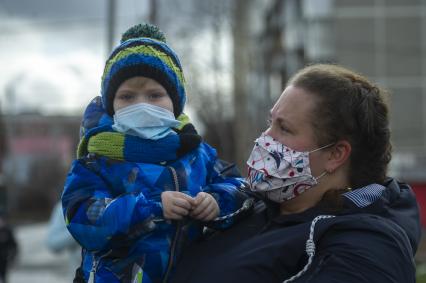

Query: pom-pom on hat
[101,23,186,116]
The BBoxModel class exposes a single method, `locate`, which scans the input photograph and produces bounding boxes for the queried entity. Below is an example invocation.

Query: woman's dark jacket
[171,178,421,283]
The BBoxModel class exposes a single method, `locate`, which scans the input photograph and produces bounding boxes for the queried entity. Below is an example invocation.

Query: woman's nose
[264,126,283,144]
[264,127,274,138]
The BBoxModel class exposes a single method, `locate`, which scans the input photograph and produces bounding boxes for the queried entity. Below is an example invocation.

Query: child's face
[113,76,173,113]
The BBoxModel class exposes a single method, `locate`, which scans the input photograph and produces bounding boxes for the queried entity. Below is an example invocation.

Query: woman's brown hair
[288,64,391,189]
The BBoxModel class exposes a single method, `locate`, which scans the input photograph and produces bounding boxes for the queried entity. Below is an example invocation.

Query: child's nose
[135,94,150,104]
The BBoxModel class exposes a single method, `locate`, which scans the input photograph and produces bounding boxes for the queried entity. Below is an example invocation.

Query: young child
[61,23,250,283]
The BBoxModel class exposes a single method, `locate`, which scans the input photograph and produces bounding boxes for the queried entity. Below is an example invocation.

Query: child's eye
[117,93,134,100]
[148,92,166,100]
[266,118,272,126]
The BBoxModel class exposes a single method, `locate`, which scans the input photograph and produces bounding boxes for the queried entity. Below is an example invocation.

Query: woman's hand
[161,191,195,220]
[190,192,219,221]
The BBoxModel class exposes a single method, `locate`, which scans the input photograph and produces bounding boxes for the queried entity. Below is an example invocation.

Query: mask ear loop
[309,143,335,184]
[308,142,335,154]
[313,171,328,184]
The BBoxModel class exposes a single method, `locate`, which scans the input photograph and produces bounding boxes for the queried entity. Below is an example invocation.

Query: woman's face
[113,76,173,113]
[264,85,329,178]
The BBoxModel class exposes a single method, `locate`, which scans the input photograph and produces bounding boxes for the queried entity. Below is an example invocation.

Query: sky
[0,0,234,125]
[0,0,150,115]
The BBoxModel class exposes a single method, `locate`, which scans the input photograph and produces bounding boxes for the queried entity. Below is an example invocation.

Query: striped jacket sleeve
[61,158,163,252]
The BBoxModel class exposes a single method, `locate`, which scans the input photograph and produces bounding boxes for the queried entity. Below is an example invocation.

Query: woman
[171,64,421,283]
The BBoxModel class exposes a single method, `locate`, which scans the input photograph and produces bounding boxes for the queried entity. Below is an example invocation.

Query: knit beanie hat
[101,23,186,116]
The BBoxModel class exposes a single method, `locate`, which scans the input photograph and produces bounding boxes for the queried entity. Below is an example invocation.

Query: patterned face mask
[246,133,333,203]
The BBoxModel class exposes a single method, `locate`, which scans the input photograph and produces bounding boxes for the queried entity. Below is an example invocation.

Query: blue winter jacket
[61,97,249,283]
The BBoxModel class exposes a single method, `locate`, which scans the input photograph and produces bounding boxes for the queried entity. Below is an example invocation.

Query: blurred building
[262,0,425,177]
[260,0,426,224]
[333,0,425,182]
[2,114,80,221]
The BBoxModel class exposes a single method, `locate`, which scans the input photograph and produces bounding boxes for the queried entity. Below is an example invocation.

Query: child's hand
[190,192,219,221]
[161,191,195,220]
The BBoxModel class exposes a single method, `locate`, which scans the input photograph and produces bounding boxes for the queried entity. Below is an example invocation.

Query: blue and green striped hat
[101,23,186,116]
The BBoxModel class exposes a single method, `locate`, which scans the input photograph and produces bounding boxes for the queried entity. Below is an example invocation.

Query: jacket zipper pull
[88,271,95,283]
[88,254,97,283]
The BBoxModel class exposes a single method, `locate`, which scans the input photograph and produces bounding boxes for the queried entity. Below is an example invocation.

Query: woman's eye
[280,125,291,133]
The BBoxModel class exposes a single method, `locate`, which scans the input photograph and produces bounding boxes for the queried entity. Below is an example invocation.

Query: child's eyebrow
[116,88,134,93]
[144,86,167,92]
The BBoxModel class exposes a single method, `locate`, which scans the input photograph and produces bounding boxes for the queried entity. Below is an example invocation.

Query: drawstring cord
[212,198,255,221]
[283,215,335,283]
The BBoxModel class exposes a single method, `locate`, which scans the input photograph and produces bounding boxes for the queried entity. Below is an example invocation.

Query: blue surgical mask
[112,103,180,140]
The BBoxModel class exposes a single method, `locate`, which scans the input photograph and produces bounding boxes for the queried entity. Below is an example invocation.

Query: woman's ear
[326,140,351,173]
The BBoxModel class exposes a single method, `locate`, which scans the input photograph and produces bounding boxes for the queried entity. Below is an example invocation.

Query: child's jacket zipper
[163,166,181,283]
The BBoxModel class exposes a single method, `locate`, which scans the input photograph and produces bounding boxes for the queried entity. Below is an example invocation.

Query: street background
[9,223,70,283]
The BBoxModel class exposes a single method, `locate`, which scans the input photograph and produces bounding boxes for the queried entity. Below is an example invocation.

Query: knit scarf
[77,123,202,164]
